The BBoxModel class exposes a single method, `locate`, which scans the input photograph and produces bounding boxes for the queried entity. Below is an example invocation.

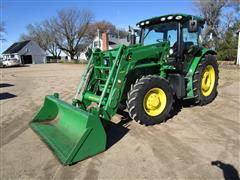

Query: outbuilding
[78,32,130,61]
[2,40,46,64]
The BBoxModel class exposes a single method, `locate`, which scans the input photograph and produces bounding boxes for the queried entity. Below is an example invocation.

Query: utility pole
[237,30,240,65]
[97,29,100,49]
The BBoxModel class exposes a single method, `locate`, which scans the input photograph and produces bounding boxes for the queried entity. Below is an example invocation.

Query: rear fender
[185,48,216,99]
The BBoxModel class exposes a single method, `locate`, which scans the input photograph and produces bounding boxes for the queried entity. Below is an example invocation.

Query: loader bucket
[30,94,106,165]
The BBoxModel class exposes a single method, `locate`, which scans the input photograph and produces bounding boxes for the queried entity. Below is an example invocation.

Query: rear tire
[126,75,173,125]
[193,54,219,105]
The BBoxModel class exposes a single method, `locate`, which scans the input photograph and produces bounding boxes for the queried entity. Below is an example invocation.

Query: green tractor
[30,13,219,165]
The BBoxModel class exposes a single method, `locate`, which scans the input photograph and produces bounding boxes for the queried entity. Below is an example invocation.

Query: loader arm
[76,41,171,121]
[30,41,172,165]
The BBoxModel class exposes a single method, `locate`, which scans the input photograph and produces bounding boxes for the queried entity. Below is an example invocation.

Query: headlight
[167,16,173,20]
[145,21,150,25]
[169,49,174,55]
[140,22,145,26]
[160,17,166,21]
[175,16,183,20]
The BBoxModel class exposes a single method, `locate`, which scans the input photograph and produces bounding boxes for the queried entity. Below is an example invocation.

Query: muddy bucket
[30,94,106,165]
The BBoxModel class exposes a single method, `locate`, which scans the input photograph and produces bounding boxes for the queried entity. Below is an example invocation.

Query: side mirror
[188,19,198,33]
[127,32,131,42]
[128,26,136,45]
[127,26,132,42]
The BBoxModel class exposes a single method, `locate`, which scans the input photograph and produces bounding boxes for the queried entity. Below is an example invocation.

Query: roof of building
[136,13,205,28]
[108,36,130,48]
[2,40,31,54]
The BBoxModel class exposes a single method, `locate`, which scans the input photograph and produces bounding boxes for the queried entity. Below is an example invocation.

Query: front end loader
[30,13,219,165]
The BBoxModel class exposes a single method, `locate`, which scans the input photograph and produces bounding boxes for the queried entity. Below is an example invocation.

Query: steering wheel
[171,42,178,52]
[187,45,195,54]
[156,39,164,43]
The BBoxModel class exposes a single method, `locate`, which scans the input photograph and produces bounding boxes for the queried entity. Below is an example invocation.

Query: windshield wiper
[144,29,152,40]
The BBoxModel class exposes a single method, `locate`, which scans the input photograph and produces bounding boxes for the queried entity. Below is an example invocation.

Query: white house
[2,40,46,64]
[78,33,130,61]
[91,32,129,51]
[45,33,129,62]
[49,50,83,61]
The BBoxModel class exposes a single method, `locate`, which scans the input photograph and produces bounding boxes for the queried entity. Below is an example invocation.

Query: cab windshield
[143,22,178,47]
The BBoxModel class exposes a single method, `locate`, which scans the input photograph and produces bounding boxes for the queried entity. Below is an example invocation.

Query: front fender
[185,48,217,99]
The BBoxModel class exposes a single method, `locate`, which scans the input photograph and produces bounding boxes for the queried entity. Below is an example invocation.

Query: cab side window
[183,28,198,45]
[168,29,177,47]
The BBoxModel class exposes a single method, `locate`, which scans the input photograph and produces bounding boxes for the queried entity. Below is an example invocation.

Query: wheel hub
[146,93,161,109]
[143,88,167,116]
[201,65,215,96]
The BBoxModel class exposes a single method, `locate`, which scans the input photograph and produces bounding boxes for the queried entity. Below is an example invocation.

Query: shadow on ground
[1,64,30,68]
[101,98,204,151]
[211,160,240,180]
[0,92,17,100]
[0,83,14,88]
[105,117,130,150]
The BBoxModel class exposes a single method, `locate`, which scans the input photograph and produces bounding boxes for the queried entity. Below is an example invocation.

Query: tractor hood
[102,41,167,57]
[99,41,169,65]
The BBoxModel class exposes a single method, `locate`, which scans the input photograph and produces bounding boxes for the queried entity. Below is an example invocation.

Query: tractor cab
[135,14,205,69]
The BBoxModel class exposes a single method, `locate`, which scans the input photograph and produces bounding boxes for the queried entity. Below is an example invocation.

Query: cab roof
[136,13,205,28]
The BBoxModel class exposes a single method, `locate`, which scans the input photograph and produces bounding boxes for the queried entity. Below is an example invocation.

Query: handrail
[74,50,95,99]
[98,45,124,108]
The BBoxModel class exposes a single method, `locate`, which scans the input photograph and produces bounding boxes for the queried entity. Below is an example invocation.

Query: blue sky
[1,0,198,53]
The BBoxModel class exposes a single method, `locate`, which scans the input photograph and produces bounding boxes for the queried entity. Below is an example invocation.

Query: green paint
[30,13,217,165]
[30,95,106,165]
[185,48,216,99]
[83,92,101,103]
[136,13,205,27]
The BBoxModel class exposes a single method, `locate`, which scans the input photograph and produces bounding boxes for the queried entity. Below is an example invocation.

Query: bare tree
[194,0,226,41]
[94,21,117,34]
[118,28,128,39]
[20,22,61,57]
[218,11,239,37]
[47,8,94,60]
[194,0,239,40]
[229,0,240,12]
[0,22,6,41]
[87,20,127,41]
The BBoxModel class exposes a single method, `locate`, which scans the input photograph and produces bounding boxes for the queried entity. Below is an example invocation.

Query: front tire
[193,54,219,105]
[126,75,173,125]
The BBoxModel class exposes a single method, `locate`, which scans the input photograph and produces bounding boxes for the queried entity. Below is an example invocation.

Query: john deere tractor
[30,14,219,165]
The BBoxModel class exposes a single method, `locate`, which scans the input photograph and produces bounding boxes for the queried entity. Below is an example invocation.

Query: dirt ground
[0,64,239,180]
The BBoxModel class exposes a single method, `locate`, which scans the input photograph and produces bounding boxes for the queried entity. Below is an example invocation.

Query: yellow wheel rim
[201,65,215,97]
[143,88,167,116]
